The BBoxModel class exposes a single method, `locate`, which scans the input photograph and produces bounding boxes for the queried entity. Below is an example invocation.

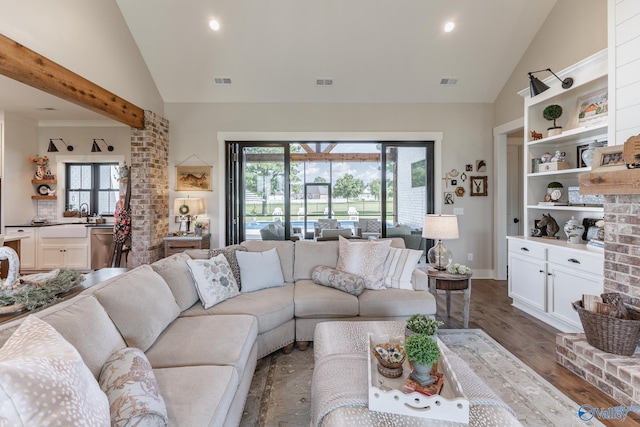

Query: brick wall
[129,111,169,266]
[557,193,640,407]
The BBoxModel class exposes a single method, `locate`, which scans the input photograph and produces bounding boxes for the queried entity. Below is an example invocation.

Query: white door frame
[493,118,523,280]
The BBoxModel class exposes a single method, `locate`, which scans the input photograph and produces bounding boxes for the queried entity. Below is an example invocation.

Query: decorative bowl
[372,342,406,369]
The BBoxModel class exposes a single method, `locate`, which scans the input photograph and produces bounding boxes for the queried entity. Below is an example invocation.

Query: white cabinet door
[64,244,90,270]
[5,227,36,270]
[548,263,603,330]
[39,245,66,270]
[508,254,547,311]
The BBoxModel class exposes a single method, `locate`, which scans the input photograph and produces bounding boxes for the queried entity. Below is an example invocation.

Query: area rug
[240,329,604,426]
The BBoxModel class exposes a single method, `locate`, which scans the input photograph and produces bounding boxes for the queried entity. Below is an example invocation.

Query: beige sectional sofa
[0,237,435,426]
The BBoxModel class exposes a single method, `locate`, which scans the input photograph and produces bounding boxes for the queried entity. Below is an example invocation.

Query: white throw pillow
[336,236,392,290]
[99,347,168,427]
[236,247,285,292]
[383,247,423,290]
[186,254,240,309]
[0,316,110,426]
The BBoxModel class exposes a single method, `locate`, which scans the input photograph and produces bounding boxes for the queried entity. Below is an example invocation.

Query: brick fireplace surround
[557,194,640,407]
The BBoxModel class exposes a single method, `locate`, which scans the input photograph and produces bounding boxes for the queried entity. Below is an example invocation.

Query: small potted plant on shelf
[405,314,443,338]
[404,333,441,386]
[543,104,563,137]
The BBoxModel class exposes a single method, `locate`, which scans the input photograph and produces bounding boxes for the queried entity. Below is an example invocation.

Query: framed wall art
[444,192,454,205]
[571,88,608,129]
[176,165,212,191]
[470,176,488,196]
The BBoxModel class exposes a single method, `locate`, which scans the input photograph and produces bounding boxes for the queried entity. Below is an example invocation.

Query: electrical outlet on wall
[467,253,473,261]
[453,208,464,215]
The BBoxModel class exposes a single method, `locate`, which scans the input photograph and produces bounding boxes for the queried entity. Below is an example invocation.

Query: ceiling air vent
[440,77,458,86]
[214,77,232,85]
[316,78,334,87]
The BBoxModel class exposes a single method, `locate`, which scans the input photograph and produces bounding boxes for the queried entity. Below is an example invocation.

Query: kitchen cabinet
[37,225,90,271]
[508,236,603,332]
[5,227,36,271]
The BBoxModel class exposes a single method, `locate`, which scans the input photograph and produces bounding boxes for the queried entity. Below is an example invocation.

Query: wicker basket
[573,298,640,356]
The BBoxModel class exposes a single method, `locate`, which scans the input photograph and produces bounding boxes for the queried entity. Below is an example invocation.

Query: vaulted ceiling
[0,0,557,120]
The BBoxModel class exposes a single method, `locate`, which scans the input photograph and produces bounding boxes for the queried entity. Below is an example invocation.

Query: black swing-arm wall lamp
[47,138,74,152]
[528,68,574,97]
[91,138,114,152]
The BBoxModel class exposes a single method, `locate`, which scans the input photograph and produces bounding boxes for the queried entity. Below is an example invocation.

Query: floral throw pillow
[311,265,365,296]
[209,245,247,290]
[0,316,110,426]
[336,236,392,290]
[186,254,240,309]
[99,347,167,427]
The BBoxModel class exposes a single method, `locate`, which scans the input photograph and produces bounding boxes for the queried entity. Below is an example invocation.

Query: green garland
[0,269,85,311]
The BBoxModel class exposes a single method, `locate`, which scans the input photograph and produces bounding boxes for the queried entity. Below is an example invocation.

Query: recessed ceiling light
[444,21,455,33]
[209,19,220,31]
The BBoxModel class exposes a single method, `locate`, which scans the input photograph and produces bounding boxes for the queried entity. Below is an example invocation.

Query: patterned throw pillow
[186,254,240,309]
[311,265,365,296]
[366,220,382,233]
[0,316,110,426]
[209,245,247,290]
[383,247,423,290]
[336,236,392,290]
[99,347,168,427]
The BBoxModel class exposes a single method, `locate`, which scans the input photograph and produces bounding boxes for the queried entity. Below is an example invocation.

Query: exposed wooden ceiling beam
[322,143,337,153]
[0,34,145,129]
[300,143,315,154]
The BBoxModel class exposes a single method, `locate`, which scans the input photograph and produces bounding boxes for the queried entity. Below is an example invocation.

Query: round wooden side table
[423,267,472,328]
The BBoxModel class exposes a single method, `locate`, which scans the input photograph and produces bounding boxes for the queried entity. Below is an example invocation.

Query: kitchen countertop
[7,222,113,228]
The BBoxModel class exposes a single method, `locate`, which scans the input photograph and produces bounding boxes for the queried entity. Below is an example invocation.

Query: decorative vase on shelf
[541,152,552,163]
[35,165,45,180]
[564,216,585,244]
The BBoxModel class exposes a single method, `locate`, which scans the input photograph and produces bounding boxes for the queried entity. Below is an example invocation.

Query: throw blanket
[311,346,521,427]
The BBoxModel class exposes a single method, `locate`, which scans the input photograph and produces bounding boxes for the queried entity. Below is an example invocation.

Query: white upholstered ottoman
[311,321,522,426]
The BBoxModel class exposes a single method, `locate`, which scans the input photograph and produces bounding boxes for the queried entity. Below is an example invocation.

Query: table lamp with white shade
[174,197,204,233]
[422,214,459,270]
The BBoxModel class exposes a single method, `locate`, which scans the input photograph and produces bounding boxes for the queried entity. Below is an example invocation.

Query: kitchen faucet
[79,203,89,223]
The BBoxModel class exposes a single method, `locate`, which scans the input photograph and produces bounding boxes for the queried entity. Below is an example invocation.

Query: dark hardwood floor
[435,278,640,427]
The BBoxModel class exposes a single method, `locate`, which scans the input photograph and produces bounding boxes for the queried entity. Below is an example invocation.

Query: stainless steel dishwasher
[91,227,114,269]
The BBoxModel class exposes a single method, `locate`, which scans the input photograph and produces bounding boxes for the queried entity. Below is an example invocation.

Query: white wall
[165,102,496,275]
[609,0,640,145]
[0,0,163,114]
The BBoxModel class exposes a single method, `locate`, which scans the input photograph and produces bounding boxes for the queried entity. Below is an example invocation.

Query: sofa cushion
[294,280,359,318]
[0,316,110,426]
[180,283,294,335]
[151,252,199,311]
[236,248,285,292]
[210,244,247,289]
[99,347,168,427]
[145,314,257,380]
[294,240,340,280]
[312,265,365,296]
[382,247,423,290]
[186,254,240,309]
[358,288,436,317]
[40,295,127,378]
[336,236,392,290]
[154,365,238,427]
[94,265,181,352]
[241,240,295,283]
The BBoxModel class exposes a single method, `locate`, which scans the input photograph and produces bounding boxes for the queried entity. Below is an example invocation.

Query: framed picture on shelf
[571,88,608,130]
[576,144,591,168]
[591,146,626,172]
[470,176,488,196]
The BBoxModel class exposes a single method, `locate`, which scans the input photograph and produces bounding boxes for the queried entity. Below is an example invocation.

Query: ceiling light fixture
[209,19,220,31]
[47,138,74,152]
[91,138,114,152]
[444,22,455,33]
[528,68,574,97]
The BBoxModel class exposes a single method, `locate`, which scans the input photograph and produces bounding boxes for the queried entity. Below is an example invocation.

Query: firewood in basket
[582,294,603,313]
[596,302,630,319]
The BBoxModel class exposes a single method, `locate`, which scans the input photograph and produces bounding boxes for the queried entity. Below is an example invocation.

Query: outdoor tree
[313,176,327,183]
[333,173,365,204]
[369,178,381,200]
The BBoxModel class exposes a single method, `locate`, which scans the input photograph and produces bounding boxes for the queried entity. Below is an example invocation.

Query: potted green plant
[404,333,441,386]
[543,104,563,136]
[405,314,443,337]
[194,220,204,236]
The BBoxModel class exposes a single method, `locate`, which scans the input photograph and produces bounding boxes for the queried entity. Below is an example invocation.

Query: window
[65,163,119,216]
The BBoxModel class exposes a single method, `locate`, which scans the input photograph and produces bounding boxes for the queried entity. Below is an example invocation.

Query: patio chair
[297,207,305,220]
[355,218,381,239]
[272,207,283,221]
[348,207,359,220]
[314,218,339,237]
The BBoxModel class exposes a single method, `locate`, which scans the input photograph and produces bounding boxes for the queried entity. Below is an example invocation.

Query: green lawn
[245,200,390,220]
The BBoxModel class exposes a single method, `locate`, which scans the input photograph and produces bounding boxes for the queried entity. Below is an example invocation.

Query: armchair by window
[355,219,381,239]
[314,218,340,237]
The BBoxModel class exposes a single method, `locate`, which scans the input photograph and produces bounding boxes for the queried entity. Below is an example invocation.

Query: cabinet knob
[539,269,544,273]
[567,258,580,264]
[520,247,530,252]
